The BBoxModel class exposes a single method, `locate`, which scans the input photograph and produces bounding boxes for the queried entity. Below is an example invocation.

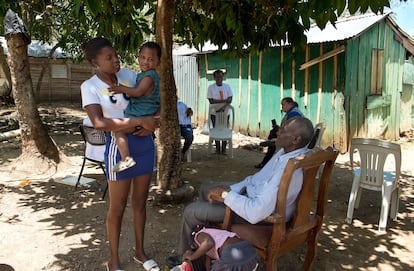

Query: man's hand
[186,108,193,117]
[207,185,230,203]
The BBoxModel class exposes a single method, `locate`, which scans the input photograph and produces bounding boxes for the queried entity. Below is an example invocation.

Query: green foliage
[0,0,155,64]
[175,0,391,56]
[68,0,155,63]
[0,0,392,61]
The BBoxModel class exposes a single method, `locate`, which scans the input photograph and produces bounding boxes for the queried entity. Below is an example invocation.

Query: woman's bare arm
[85,104,159,132]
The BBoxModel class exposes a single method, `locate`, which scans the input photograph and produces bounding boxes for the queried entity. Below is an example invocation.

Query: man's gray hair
[290,117,314,147]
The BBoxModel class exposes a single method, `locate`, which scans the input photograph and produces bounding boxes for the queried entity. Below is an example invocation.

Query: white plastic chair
[207,104,235,158]
[308,122,326,179]
[181,136,192,162]
[345,138,401,231]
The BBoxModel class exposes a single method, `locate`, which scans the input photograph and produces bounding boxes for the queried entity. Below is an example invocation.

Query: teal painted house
[190,12,414,152]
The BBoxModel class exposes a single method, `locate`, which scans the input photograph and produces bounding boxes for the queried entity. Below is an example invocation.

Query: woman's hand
[132,127,153,136]
[135,115,160,132]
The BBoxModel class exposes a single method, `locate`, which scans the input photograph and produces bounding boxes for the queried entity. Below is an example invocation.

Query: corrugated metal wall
[198,44,346,150]
[196,19,411,152]
[173,54,199,124]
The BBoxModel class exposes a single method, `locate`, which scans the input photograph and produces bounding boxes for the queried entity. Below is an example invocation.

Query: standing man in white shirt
[207,69,233,155]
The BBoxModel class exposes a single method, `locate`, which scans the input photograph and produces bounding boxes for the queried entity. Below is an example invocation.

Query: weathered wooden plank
[366,95,392,109]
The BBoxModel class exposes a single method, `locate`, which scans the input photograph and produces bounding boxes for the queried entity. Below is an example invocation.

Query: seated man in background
[167,117,314,266]
[255,97,303,169]
[177,100,194,161]
[255,119,279,169]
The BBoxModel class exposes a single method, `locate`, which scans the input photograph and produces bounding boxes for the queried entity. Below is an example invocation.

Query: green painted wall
[196,18,410,151]
[344,19,406,141]
[199,44,346,149]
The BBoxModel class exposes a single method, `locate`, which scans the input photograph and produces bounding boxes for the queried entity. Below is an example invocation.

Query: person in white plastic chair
[207,70,233,155]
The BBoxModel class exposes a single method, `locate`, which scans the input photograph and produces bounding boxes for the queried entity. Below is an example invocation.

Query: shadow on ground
[0,103,413,270]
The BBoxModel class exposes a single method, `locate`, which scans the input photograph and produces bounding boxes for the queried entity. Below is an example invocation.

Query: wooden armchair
[219,147,339,271]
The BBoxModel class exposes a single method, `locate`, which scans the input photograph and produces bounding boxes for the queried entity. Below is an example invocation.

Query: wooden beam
[317,44,323,123]
[238,58,242,108]
[247,53,252,128]
[292,47,296,99]
[258,51,263,124]
[304,45,309,107]
[386,18,414,56]
[299,45,345,70]
[280,47,284,101]
[205,55,209,117]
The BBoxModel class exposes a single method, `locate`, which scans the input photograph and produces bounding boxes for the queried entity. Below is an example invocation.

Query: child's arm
[182,232,215,261]
[109,76,154,97]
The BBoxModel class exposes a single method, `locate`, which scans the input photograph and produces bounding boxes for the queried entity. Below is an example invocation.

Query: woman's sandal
[105,262,124,271]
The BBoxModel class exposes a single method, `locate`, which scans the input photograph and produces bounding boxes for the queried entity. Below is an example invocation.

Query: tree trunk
[6,33,60,173]
[155,0,194,202]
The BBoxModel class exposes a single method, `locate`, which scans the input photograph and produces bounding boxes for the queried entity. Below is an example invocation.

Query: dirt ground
[0,103,413,271]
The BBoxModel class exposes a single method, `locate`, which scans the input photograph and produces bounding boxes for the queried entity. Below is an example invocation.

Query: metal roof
[0,36,69,58]
[176,11,397,55]
[305,11,391,44]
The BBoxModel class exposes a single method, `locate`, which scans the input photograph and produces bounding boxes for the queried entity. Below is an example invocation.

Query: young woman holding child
[81,37,160,271]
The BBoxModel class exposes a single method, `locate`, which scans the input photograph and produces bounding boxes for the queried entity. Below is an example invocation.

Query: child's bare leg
[115,132,130,161]
[113,132,136,172]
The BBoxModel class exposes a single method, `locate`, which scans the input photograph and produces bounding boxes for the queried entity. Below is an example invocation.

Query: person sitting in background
[254,97,303,169]
[177,100,194,161]
[280,97,304,126]
[254,119,279,169]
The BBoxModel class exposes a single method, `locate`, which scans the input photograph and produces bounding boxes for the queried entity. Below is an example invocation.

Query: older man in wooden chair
[168,117,338,270]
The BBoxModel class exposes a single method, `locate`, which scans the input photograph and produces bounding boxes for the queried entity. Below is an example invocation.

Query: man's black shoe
[259,141,269,147]
[259,140,275,147]
[166,255,182,268]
